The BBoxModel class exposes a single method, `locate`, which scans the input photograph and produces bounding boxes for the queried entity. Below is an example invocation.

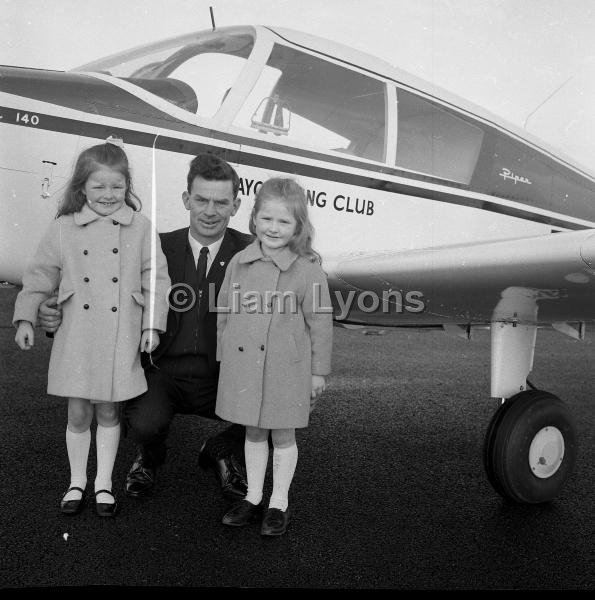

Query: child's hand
[310,375,326,411]
[140,329,160,353]
[15,321,34,350]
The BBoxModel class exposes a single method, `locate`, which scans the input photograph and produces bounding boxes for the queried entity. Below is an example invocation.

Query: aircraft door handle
[41,160,57,198]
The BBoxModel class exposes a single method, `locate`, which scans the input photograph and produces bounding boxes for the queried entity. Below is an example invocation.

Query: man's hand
[38,295,62,333]
[140,329,160,353]
[15,321,34,350]
[310,375,326,411]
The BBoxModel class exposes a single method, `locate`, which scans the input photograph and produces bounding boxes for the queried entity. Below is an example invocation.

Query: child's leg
[244,426,270,505]
[269,428,297,511]
[94,402,121,504]
[64,397,94,502]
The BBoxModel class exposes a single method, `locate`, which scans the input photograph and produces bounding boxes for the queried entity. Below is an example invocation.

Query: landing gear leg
[483,321,577,503]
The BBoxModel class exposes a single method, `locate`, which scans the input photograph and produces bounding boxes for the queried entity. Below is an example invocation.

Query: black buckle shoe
[199,446,248,501]
[95,489,118,518]
[261,507,291,536]
[222,499,264,526]
[60,486,86,515]
[125,449,156,498]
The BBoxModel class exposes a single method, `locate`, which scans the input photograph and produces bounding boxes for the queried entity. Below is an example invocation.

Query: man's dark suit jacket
[144,226,253,372]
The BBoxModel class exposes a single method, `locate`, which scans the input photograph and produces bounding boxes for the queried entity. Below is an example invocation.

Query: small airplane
[1,24,594,505]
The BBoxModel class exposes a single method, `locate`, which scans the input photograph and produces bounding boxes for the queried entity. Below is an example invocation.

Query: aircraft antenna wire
[523,76,572,130]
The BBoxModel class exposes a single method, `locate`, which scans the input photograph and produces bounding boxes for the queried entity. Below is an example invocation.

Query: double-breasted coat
[215,240,333,428]
[13,203,170,402]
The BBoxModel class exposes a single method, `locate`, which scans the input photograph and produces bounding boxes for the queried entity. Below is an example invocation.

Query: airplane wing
[327,229,595,326]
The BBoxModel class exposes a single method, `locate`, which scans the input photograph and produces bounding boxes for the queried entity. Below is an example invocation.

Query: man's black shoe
[125,449,156,498]
[198,445,247,500]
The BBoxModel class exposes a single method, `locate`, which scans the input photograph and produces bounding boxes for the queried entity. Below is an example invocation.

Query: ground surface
[0,284,593,589]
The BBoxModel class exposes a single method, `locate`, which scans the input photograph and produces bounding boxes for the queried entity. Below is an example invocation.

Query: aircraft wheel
[482,390,577,504]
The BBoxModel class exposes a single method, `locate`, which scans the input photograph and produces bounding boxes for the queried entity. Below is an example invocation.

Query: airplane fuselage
[2,25,595,326]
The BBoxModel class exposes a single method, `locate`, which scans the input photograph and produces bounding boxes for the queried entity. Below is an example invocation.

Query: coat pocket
[57,289,74,305]
[131,291,145,307]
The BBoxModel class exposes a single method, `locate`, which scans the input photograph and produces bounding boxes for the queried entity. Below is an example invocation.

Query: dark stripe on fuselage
[217,148,587,231]
[0,105,158,148]
[0,104,588,231]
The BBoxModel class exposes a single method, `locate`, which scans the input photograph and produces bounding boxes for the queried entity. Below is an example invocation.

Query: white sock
[94,423,121,504]
[269,444,298,512]
[244,439,269,506]
[64,427,90,501]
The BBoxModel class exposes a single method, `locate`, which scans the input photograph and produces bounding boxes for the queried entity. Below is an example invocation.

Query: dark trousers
[124,359,244,463]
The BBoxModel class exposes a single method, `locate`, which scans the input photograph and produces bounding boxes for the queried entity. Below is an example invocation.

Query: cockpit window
[73,33,254,118]
[395,89,484,184]
[233,44,386,161]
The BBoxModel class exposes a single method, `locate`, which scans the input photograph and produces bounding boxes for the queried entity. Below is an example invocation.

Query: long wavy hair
[57,143,141,217]
[249,178,321,263]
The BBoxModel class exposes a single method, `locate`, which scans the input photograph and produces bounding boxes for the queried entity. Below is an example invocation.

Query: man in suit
[39,153,253,500]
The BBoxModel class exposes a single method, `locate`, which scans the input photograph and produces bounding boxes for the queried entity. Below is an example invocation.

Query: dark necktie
[196,246,209,287]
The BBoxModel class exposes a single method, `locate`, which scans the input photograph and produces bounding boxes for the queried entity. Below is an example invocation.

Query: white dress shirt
[187,231,224,276]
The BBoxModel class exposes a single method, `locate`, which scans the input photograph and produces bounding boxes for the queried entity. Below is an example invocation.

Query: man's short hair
[187,153,240,198]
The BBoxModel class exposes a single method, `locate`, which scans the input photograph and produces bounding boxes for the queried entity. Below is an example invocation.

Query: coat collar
[239,240,298,272]
[74,203,134,226]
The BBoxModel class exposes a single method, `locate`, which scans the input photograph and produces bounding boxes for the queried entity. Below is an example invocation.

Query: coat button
[260,344,265,351]
[83,304,89,310]
[83,277,89,282]
[112,307,117,312]
[112,277,118,283]
[238,346,244,351]
[113,248,118,254]
[112,220,118,225]
[83,250,88,255]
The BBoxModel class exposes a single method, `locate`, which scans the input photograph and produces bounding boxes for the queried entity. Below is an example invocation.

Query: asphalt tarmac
[0,284,593,590]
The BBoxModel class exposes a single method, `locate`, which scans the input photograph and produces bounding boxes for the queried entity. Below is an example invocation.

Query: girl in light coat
[13,142,170,517]
[216,178,333,536]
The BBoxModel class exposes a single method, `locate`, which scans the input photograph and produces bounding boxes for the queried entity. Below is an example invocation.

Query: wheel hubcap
[529,426,565,479]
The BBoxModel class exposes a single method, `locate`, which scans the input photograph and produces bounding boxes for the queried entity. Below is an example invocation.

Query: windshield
[72,31,255,118]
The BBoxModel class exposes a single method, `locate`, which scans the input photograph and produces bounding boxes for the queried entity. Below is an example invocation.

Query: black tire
[482,390,577,504]
[482,394,521,498]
